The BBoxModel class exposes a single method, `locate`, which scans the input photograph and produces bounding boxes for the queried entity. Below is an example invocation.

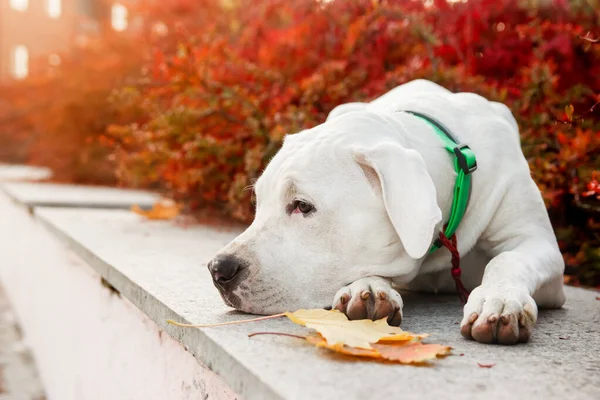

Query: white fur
[212,79,565,341]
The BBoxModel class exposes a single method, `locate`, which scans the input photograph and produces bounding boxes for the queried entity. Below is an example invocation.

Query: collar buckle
[453,144,477,175]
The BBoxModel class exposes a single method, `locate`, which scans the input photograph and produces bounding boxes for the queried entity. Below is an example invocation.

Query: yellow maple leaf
[131,200,181,220]
[285,309,426,349]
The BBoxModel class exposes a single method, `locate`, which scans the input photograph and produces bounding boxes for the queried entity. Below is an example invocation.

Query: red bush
[0,0,598,286]
[109,0,599,286]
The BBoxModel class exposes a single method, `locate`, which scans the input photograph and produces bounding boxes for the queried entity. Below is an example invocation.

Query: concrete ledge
[0,182,159,209]
[32,207,600,400]
[0,188,236,400]
[0,172,597,399]
[0,164,52,182]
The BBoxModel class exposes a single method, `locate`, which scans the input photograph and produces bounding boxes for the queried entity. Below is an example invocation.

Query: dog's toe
[373,291,401,324]
[497,313,519,344]
[460,312,478,339]
[471,318,498,344]
[345,291,370,320]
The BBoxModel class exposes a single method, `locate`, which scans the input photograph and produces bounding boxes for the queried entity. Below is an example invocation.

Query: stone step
[1,181,159,209]
[0,164,52,182]
[30,206,600,400]
[0,180,234,400]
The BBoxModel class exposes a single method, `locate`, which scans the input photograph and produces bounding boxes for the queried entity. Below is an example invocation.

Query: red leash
[437,232,470,304]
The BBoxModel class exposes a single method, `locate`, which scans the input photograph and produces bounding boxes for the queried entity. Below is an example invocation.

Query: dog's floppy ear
[353,143,442,259]
[326,102,368,121]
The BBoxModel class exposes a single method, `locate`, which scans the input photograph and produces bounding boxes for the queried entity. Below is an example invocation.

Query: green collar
[404,111,477,254]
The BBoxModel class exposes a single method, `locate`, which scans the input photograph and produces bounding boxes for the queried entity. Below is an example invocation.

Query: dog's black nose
[208,256,241,283]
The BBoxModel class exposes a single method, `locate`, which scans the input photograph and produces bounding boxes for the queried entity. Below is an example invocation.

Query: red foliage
[0,29,144,183]
[0,0,598,286]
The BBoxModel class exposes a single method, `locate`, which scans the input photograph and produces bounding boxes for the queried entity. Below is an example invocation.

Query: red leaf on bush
[565,105,574,121]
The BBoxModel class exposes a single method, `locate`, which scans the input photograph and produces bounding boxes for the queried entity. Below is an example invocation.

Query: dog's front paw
[461,285,537,345]
[332,277,403,326]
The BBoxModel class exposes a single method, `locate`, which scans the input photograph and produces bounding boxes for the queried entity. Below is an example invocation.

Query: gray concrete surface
[34,207,600,400]
[0,182,159,209]
[0,165,51,182]
[0,285,45,400]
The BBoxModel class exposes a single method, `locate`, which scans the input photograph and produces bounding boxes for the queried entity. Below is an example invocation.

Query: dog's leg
[332,276,403,326]
[460,177,566,345]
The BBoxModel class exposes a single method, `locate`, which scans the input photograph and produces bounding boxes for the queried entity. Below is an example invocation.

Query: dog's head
[208,112,442,314]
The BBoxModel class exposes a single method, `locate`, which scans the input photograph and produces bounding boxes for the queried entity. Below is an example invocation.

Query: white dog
[208,79,566,345]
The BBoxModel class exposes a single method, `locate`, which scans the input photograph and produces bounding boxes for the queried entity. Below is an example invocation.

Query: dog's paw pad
[333,278,403,326]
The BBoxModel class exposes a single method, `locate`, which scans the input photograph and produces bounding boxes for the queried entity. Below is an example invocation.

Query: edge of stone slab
[33,207,283,400]
[0,164,52,182]
[0,182,159,210]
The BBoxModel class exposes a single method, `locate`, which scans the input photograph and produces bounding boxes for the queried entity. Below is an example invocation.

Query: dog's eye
[292,200,314,215]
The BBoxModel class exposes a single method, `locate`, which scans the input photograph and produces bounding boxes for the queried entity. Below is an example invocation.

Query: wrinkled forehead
[255,110,396,200]
[255,129,350,200]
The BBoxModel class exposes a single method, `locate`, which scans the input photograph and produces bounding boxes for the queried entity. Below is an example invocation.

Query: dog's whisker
[242,184,255,193]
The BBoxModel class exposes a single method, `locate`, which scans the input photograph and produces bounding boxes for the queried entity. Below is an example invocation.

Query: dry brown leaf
[306,334,451,364]
[306,334,379,358]
[131,200,181,220]
[285,309,425,349]
[477,362,496,368]
[372,342,451,363]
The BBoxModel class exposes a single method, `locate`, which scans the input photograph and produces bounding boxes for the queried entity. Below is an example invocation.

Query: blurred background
[0,0,598,287]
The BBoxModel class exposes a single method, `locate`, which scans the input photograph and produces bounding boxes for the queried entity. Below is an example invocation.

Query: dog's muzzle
[207,255,247,307]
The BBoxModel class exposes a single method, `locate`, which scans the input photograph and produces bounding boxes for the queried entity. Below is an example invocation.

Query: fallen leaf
[306,334,379,358]
[131,200,181,220]
[559,336,570,340]
[168,313,285,328]
[596,296,600,301]
[286,309,425,349]
[248,332,306,340]
[477,362,495,368]
[306,334,451,364]
[169,308,451,365]
[373,342,452,363]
